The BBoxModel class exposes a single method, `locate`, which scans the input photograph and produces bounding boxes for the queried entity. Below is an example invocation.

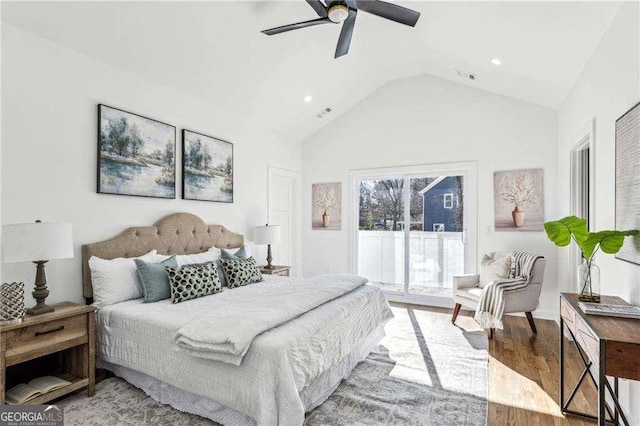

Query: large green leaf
[581,230,639,259]
[544,216,588,247]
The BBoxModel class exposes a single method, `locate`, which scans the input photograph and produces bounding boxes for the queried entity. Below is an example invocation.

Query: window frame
[443,193,454,209]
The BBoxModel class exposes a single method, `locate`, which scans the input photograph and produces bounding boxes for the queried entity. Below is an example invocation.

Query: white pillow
[157,247,221,267]
[89,250,157,308]
[242,243,256,257]
[479,252,512,288]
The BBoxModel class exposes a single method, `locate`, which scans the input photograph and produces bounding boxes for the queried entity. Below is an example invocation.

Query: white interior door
[268,167,300,275]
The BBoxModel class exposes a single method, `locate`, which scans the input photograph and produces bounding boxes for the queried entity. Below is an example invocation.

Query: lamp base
[265,244,275,269]
[27,303,54,316]
[27,260,55,316]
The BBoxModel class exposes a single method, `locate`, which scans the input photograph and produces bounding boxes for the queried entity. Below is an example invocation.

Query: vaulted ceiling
[2,1,623,144]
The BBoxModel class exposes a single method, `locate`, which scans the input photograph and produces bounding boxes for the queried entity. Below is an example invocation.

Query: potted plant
[500,173,537,227]
[544,216,638,302]
[315,186,338,227]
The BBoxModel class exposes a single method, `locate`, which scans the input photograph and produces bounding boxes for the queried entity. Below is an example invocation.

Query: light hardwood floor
[392,302,598,425]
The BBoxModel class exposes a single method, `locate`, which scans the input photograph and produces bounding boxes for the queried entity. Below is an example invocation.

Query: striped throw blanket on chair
[474,251,543,329]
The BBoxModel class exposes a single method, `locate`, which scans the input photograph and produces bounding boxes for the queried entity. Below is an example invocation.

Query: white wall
[301,72,559,318]
[557,3,640,422]
[1,24,302,304]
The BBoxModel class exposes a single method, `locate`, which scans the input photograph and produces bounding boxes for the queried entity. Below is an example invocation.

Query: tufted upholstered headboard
[81,212,244,302]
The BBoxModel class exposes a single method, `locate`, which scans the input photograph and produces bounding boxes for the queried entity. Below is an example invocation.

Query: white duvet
[175,274,367,365]
[96,275,393,426]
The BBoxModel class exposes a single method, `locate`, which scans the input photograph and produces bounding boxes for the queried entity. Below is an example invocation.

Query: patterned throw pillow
[221,257,263,289]
[166,263,222,304]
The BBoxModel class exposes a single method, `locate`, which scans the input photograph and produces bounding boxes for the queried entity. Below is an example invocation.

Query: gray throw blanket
[474,251,543,329]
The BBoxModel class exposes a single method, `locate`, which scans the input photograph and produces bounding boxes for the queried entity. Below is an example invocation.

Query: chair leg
[525,312,537,334]
[452,303,462,324]
[487,328,494,340]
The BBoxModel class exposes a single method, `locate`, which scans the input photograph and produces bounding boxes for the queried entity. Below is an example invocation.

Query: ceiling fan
[261,0,420,59]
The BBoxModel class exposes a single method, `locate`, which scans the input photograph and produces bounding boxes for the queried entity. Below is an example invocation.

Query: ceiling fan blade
[305,0,328,17]
[262,17,332,36]
[354,0,420,27]
[335,9,357,58]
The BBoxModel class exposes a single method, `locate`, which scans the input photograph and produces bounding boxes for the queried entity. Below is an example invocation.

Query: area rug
[58,306,488,425]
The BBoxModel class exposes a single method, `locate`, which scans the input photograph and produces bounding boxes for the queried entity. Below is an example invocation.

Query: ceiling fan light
[328,4,349,23]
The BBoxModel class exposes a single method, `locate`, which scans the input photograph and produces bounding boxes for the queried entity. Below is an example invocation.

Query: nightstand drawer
[4,314,88,367]
[272,270,290,277]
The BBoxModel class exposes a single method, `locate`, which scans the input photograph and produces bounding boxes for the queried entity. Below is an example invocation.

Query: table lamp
[2,220,74,315]
[254,224,281,269]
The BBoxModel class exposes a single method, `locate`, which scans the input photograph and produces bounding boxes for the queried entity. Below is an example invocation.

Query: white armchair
[452,254,546,336]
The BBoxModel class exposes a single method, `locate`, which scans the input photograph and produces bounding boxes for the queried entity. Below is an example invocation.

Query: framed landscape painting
[98,104,176,199]
[182,130,234,202]
[615,101,640,265]
[493,168,544,232]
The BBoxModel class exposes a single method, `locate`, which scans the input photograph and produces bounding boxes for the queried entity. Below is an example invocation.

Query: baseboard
[384,294,558,322]
[384,294,455,309]
[460,307,558,321]
[505,309,557,321]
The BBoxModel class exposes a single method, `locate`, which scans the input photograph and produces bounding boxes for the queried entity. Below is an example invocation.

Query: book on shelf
[578,302,640,319]
[5,375,72,404]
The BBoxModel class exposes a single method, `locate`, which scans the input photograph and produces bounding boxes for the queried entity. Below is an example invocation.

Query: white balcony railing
[358,231,464,294]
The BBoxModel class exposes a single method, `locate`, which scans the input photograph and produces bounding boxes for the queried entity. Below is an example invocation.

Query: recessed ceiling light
[491,58,502,66]
[304,95,313,103]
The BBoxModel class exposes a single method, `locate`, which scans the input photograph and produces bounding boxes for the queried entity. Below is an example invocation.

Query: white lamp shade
[254,225,281,245]
[2,222,74,263]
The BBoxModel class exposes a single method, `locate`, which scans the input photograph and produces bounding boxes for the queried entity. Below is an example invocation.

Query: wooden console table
[560,293,640,425]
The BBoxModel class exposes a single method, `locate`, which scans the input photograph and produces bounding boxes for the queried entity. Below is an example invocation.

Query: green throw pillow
[220,246,248,260]
[219,246,248,286]
[135,256,178,303]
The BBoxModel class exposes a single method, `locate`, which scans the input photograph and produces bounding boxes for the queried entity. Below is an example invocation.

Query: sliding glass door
[407,176,465,296]
[358,178,405,292]
[354,163,475,302]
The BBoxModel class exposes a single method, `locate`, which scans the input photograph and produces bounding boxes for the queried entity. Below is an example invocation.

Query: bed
[82,213,393,426]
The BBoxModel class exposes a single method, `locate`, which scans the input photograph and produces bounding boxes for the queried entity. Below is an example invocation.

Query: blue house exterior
[420,176,463,232]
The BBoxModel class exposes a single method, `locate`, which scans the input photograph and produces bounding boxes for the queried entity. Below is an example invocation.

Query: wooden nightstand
[0,302,96,405]
[259,265,291,277]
